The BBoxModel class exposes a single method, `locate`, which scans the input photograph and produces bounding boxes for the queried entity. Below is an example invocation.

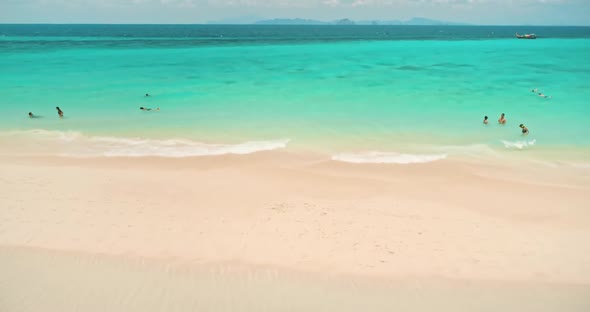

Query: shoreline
[1,127,590,168]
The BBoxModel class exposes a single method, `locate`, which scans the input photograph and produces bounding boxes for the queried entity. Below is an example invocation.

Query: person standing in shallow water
[483,116,488,124]
[520,124,529,135]
[56,107,63,117]
[498,113,506,124]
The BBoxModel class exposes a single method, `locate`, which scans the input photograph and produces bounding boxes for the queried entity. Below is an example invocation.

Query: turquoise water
[1,25,589,161]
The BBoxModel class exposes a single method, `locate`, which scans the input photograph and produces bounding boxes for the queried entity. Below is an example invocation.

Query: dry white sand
[0,152,589,311]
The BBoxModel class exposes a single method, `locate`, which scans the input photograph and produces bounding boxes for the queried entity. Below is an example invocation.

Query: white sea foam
[331,151,447,164]
[0,129,289,157]
[501,139,536,150]
[0,129,83,141]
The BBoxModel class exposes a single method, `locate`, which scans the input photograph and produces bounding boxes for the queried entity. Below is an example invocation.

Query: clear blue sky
[1,0,589,25]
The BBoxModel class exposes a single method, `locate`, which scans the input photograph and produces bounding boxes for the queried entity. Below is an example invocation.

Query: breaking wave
[502,139,536,150]
[0,129,289,157]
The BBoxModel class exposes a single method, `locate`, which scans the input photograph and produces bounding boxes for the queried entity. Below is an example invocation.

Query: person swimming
[519,124,529,135]
[145,93,150,97]
[483,116,488,124]
[140,107,159,111]
[498,113,506,124]
[56,106,63,117]
[28,112,34,118]
[538,93,552,99]
[531,88,538,93]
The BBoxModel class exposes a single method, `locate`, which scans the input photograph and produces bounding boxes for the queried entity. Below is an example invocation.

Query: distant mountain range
[253,18,329,25]
[208,17,468,26]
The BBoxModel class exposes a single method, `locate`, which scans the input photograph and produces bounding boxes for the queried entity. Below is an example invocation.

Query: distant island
[210,17,468,26]
[254,18,329,25]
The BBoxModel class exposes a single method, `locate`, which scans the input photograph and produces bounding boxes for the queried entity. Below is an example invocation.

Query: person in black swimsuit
[140,107,159,111]
[519,124,529,135]
[56,107,63,117]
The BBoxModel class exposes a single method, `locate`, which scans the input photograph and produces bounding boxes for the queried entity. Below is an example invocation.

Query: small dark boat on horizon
[516,33,537,39]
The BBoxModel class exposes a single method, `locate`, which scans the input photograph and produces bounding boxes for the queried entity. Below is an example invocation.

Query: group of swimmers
[483,113,529,134]
[28,95,160,118]
[481,86,548,135]
[28,106,63,118]
[141,93,159,111]
[30,91,541,137]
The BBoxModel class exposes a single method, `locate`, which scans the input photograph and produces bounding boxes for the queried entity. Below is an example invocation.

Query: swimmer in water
[145,93,150,97]
[140,107,159,111]
[531,88,538,93]
[538,93,552,99]
[483,116,488,124]
[56,106,63,117]
[519,124,529,135]
[498,113,506,124]
[28,112,34,118]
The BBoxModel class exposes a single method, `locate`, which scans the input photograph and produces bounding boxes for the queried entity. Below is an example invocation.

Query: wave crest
[502,139,536,150]
[0,129,289,157]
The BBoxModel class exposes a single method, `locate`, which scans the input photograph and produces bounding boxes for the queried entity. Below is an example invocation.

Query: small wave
[502,139,536,150]
[0,129,289,157]
[0,129,83,141]
[332,151,447,164]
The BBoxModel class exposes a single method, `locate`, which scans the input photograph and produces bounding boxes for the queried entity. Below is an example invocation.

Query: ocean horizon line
[1,23,590,27]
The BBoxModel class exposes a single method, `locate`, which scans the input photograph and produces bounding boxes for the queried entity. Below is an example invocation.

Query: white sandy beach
[1,152,589,311]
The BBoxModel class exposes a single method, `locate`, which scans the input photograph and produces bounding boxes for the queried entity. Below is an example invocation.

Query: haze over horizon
[1,0,589,26]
